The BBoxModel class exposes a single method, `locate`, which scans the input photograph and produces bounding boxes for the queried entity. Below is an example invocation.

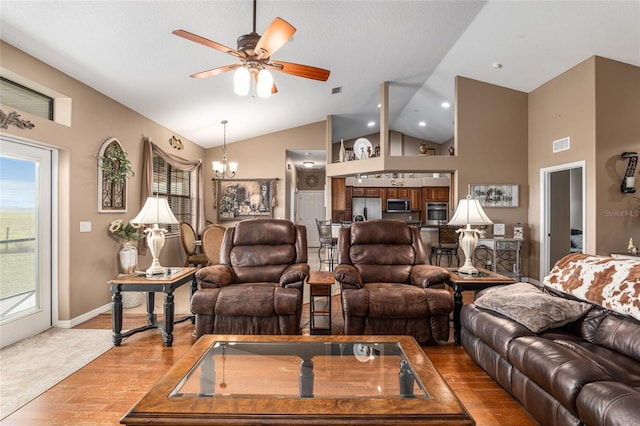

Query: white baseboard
[53,303,111,329]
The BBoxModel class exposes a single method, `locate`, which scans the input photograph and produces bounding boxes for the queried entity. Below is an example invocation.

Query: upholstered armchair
[334,219,453,344]
[191,219,309,338]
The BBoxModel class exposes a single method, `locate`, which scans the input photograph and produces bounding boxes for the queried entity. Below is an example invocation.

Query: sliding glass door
[0,137,53,348]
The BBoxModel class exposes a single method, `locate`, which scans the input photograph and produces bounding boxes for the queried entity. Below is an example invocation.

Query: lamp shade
[131,197,179,225]
[448,195,493,226]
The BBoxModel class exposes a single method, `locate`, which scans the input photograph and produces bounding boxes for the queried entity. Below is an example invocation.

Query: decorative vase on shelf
[118,241,138,274]
[339,139,346,163]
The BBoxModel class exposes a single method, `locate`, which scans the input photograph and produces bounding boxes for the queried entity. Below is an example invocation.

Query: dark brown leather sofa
[461,254,640,426]
[191,219,309,338]
[334,219,453,344]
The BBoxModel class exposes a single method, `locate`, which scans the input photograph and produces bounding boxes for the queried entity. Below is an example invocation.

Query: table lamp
[131,196,179,275]
[448,195,493,275]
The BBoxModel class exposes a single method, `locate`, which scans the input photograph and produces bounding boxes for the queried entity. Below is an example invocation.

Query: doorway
[0,137,54,348]
[540,161,585,278]
[296,190,325,247]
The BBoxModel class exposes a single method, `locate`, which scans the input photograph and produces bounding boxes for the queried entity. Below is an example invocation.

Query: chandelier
[212,120,238,178]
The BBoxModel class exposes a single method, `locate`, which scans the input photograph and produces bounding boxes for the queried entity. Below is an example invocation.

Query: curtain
[141,138,205,233]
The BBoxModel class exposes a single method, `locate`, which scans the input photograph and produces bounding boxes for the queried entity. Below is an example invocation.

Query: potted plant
[99,144,134,185]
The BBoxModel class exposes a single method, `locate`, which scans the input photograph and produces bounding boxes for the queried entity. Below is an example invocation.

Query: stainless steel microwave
[387,199,411,213]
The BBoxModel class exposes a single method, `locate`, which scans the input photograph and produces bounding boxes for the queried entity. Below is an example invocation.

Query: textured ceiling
[1,0,639,159]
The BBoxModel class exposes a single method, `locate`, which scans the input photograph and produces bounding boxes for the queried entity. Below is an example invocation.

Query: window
[153,153,192,233]
[0,77,53,120]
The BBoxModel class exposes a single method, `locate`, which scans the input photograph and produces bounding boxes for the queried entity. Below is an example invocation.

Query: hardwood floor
[3,298,537,426]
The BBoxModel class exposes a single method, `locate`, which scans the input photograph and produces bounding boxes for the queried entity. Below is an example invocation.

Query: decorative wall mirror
[98,137,132,213]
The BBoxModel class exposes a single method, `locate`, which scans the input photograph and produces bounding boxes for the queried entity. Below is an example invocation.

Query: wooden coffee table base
[120,335,475,425]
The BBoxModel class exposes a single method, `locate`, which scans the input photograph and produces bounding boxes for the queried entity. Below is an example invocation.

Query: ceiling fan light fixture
[256,69,273,98]
[234,66,250,96]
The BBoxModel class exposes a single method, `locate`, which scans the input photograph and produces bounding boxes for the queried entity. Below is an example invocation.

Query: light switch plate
[79,221,92,232]
[493,223,505,236]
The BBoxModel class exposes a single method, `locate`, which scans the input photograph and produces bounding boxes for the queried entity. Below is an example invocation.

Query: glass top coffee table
[121,335,474,425]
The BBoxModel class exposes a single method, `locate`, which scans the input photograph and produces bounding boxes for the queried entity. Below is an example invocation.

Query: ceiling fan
[172,0,330,97]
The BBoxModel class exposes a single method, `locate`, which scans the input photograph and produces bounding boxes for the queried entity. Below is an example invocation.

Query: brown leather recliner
[334,219,453,344]
[191,219,309,338]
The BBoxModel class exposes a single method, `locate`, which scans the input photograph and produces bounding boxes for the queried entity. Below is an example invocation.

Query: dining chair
[316,219,337,271]
[179,222,209,267]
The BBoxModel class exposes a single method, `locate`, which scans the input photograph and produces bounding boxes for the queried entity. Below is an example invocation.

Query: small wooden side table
[307,271,334,335]
[445,267,515,344]
[108,267,197,347]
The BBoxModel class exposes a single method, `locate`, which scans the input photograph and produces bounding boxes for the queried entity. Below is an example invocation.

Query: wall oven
[426,202,449,225]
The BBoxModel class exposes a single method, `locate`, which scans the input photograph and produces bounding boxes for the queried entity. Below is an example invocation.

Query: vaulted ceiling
[1,1,639,152]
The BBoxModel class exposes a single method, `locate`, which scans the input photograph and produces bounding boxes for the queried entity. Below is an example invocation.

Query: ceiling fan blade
[268,61,330,81]
[255,17,296,59]
[191,64,241,79]
[172,29,244,58]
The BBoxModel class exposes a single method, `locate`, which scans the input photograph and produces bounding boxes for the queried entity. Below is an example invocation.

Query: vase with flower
[109,219,145,308]
[109,219,144,274]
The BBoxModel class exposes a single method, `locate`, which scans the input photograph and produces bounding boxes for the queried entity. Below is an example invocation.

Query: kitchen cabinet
[351,187,381,198]
[386,187,410,199]
[422,186,449,202]
[410,188,421,212]
[331,178,351,222]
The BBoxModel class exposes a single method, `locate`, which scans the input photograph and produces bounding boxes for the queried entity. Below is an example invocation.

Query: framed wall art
[469,184,519,207]
[216,179,276,221]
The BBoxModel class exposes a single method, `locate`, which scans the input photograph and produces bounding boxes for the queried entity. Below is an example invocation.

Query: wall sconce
[621,152,638,193]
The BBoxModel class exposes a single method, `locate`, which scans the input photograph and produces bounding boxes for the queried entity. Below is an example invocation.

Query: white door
[0,138,53,348]
[296,190,325,247]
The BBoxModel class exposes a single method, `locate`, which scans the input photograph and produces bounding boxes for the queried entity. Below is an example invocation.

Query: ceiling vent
[552,136,570,153]
[331,86,343,95]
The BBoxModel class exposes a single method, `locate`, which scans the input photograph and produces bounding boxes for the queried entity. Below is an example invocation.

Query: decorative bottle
[339,139,346,163]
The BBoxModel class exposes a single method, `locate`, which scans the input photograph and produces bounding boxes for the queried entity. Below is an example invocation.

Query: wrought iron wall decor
[0,109,35,130]
[98,137,129,213]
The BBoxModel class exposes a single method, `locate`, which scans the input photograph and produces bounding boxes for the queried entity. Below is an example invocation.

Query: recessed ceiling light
[441,102,451,109]
[377,104,381,108]
[492,63,503,69]
[367,121,375,127]
[418,121,427,127]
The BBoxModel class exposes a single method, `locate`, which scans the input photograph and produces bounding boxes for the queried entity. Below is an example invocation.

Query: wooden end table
[307,271,334,335]
[108,267,197,347]
[445,267,516,344]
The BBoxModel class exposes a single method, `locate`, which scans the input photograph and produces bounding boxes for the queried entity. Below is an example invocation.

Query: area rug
[0,328,113,419]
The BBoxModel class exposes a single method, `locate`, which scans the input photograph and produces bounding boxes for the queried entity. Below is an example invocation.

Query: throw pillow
[474,282,592,333]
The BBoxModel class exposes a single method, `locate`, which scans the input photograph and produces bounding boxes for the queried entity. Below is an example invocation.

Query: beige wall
[528,57,597,279]
[594,57,640,254]
[204,121,326,225]
[455,77,530,273]
[1,41,205,322]
[528,56,640,279]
